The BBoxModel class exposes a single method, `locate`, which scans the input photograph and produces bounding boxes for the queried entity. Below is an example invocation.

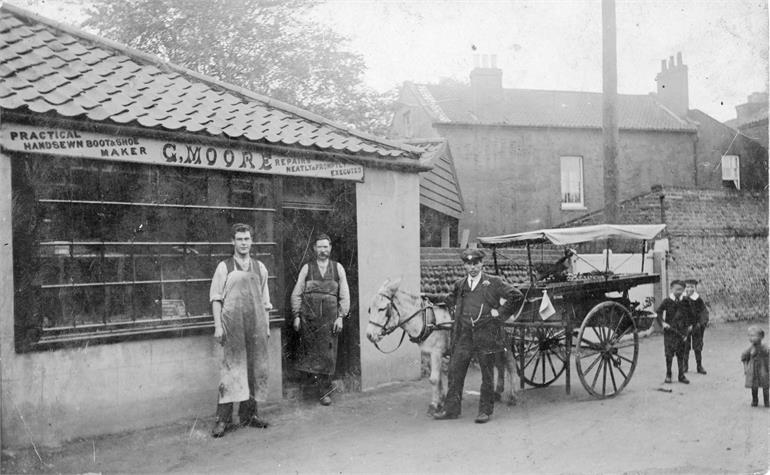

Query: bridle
[368,290,452,353]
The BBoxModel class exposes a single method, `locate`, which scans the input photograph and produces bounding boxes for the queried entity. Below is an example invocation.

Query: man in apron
[291,234,351,406]
[209,223,272,437]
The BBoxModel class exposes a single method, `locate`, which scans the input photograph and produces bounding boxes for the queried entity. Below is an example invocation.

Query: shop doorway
[279,177,360,398]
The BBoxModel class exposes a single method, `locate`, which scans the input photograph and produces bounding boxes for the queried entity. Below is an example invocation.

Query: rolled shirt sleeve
[336,263,350,318]
[209,261,228,303]
[290,264,309,317]
[256,260,272,311]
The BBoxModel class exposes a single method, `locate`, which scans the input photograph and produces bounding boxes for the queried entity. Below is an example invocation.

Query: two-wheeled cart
[478,224,665,398]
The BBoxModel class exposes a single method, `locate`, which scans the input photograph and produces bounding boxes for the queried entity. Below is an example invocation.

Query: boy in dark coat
[683,279,709,374]
[656,280,694,384]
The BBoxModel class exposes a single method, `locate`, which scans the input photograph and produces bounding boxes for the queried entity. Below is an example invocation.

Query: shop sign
[0,123,365,182]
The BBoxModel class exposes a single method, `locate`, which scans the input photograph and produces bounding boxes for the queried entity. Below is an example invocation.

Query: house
[726,92,768,150]
[0,4,429,448]
[390,53,768,240]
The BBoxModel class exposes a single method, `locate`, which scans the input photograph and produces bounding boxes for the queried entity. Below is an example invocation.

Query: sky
[14,0,770,121]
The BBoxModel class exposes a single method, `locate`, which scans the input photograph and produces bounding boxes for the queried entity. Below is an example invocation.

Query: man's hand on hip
[293,316,301,332]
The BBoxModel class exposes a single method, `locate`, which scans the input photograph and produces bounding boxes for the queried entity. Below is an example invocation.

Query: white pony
[366,278,518,415]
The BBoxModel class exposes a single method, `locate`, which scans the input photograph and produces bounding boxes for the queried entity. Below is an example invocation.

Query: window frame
[11,152,281,352]
[721,154,741,190]
[560,155,585,210]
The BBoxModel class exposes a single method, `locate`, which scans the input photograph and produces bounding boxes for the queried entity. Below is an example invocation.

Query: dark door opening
[279,178,360,398]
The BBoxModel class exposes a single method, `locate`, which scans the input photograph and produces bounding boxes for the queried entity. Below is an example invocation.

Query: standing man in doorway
[209,223,272,437]
[434,248,523,423]
[291,234,351,406]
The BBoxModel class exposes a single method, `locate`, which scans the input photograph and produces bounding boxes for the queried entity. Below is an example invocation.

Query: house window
[721,154,740,190]
[560,156,584,209]
[402,110,413,138]
[12,154,277,351]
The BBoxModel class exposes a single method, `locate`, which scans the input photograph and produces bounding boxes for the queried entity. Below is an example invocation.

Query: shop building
[0,4,427,447]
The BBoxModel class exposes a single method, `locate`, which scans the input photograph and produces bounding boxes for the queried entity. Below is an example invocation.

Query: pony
[366,278,518,415]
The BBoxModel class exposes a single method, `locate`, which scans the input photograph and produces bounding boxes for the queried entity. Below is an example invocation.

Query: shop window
[12,154,278,351]
[560,156,584,209]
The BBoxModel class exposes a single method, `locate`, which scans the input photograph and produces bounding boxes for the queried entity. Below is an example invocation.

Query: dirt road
[3,321,768,474]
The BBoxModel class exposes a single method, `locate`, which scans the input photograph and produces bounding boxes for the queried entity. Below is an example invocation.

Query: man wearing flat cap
[434,248,523,423]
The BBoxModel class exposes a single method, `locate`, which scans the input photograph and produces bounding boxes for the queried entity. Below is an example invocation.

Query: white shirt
[209,258,272,311]
[467,274,481,291]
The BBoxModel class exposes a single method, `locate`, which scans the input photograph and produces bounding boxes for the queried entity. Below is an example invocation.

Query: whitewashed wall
[356,168,422,389]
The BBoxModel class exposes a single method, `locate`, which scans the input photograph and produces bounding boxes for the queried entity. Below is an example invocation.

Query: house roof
[408,82,697,132]
[0,4,424,164]
[408,138,463,218]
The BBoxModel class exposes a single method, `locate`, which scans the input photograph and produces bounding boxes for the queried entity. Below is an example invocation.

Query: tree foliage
[83,0,395,135]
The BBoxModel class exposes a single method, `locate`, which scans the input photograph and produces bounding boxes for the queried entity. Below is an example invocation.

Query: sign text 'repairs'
[1,124,365,182]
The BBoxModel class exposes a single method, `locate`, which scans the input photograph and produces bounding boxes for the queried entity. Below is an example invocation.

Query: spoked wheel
[575,301,639,398]
[513,326,569,387]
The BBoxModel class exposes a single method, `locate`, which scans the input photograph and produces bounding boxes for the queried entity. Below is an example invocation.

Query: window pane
[38,202,71,242]
[133,283,162,320]
[101,162,155,203]
[560,156,583,204]
[185,281,211,317]
[70,203,104,241]
[70,161,100,201]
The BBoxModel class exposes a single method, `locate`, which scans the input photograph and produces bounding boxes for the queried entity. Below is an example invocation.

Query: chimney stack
[655,51,689,117]
[470,53,503,120]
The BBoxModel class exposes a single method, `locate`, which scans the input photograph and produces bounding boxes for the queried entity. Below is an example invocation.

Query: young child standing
[741,325,770,407]
[683,279,709,374]
[656,280,694,384]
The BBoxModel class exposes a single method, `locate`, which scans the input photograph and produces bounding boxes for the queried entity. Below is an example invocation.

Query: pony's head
[366,278,402,343]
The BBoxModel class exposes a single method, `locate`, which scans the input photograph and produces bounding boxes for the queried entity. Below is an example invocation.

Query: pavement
[2,320,769,475]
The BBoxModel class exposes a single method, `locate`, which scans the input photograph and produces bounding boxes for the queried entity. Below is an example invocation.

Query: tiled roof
[409,138,463,218]
[0,4,423,162]
[410,82,697,132]
[419,247,564,301]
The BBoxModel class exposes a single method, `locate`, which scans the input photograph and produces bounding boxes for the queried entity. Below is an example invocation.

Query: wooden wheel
[575,301,639,398]
[513,326,568,387]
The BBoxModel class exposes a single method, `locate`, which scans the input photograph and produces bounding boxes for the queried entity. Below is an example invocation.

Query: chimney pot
[661,59,667,72]
[668,56,675,68]
[676,52,683,66]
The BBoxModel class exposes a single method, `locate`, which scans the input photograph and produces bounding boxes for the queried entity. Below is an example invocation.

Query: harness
[368,291,453,353]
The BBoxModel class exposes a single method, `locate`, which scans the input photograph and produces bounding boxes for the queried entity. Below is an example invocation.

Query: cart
[477,224,666,399]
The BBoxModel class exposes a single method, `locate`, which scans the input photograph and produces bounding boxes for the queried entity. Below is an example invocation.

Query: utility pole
[602,0,619,223]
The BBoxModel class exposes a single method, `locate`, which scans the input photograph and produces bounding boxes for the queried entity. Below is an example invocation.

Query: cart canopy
[478,224,666,247]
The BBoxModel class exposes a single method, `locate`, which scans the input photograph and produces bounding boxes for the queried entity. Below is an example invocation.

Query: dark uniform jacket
[446,273,523,354]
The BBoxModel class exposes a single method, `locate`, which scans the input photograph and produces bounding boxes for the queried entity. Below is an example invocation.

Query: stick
[188,416,199,441]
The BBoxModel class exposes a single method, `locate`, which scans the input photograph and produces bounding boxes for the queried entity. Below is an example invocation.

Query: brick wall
[563,186,769,321]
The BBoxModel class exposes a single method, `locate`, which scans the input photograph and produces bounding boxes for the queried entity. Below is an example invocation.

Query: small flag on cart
[539,290,556,320]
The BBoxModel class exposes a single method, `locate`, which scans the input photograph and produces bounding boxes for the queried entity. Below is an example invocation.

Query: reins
[369,290,452,353]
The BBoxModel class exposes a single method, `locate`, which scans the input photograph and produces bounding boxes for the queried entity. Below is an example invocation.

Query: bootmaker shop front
[0,4,426,448]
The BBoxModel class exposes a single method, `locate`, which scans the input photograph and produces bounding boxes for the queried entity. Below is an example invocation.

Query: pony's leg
[427,349,443,416]
[494,351,506,401]
[505,348,518,406]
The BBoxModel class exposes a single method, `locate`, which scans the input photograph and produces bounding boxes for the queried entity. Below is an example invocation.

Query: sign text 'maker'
[0,124,365,181]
